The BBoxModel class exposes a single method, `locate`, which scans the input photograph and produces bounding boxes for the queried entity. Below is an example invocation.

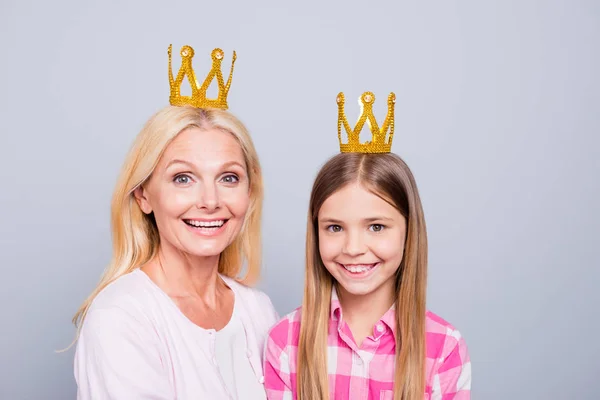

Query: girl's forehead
[319,184,401,220]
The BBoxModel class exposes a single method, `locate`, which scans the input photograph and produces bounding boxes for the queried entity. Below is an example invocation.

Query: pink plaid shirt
[264,291,471,400]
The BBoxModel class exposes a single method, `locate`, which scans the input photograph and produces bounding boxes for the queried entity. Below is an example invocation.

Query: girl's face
[317,182,407,304]
[134,127,250,260]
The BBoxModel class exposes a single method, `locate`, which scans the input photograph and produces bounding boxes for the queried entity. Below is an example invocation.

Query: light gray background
[1,0,598,399]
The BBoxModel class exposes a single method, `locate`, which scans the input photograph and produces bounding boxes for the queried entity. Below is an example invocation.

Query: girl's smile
[318,182,407,303]
[338,262,380,276]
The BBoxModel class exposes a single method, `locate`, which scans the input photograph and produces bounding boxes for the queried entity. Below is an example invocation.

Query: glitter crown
[336,91,396,153]
[168,44,236,109]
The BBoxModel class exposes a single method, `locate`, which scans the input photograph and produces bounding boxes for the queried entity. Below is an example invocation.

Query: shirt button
[259,376,265,384]
[376,324,385,333]
[212,357,218,365]
[246,350,252,358]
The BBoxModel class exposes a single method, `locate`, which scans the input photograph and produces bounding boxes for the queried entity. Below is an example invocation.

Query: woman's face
[135,127,250,259]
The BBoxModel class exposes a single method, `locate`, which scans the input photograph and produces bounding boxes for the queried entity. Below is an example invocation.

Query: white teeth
[186,220,225,228]
[343,264,375,273]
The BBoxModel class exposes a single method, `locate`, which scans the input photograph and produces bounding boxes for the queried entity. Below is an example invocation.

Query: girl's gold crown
[168,44,236,109]
[337,91,396,153]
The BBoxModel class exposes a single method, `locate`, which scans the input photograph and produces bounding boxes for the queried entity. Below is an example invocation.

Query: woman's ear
[133,185,153,214]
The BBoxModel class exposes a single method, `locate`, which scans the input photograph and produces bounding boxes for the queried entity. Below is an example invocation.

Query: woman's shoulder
[222,276,274,309]
[86,269,155,317]
[222,276,280,330]
[77,271,162,347]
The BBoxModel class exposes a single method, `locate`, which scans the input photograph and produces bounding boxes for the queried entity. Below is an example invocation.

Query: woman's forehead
[160,127,245,169]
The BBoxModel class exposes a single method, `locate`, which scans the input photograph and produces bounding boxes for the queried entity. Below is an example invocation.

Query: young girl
[264,92,471,399]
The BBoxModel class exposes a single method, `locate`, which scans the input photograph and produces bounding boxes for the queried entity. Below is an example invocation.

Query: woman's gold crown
[168,44,237,109]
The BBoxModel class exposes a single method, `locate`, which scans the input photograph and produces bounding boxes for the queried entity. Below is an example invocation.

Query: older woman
[73,46,278,399]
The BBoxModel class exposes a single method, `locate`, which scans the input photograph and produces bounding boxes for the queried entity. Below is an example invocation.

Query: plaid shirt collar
[330,286,397,340]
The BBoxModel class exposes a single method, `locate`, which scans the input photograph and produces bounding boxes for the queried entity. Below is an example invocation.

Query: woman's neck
[142,242,224,306]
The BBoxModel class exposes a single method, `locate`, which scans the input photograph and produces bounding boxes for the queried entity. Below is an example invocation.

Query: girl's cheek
[319,237,339,260]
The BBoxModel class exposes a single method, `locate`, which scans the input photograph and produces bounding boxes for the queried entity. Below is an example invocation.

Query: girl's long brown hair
[297,152,428,400]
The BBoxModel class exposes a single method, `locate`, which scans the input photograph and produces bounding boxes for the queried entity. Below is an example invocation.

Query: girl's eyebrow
[319,218,343,224]
[363,217,394,223]
[319,216,394,224]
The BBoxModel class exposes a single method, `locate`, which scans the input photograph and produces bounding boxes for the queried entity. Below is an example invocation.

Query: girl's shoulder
[425,310,469,360]
[266,308,469,358]
[265,306,303,349]
[425,310,458,332]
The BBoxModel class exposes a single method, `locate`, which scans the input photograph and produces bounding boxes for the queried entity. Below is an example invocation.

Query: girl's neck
[337,279,396,347]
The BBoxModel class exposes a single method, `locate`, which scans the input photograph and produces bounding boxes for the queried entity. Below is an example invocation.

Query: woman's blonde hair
[297,152,427,400]
[72,105,263,333]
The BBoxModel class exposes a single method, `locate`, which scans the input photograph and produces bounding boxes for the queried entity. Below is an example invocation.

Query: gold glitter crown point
[337,91,396,153]
[168,44,236,110]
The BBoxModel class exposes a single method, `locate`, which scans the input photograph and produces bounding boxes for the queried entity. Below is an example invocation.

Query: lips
[339,262,380,276]
[183,219,228,236]
[183,219,226,228]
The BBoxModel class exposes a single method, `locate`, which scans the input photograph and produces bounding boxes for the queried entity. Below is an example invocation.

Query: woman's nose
[196,183,220,211]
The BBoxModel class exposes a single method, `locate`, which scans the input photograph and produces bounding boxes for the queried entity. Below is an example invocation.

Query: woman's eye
[221,174,239,184]
[370,224,385,232]
[327,225,342,233]
[174,174,192,185]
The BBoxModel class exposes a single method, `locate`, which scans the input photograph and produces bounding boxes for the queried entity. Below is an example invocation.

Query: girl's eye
[174,174,192,185]
[370,224,385,232]
[221,174,239,184]
[327,225,342,233]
